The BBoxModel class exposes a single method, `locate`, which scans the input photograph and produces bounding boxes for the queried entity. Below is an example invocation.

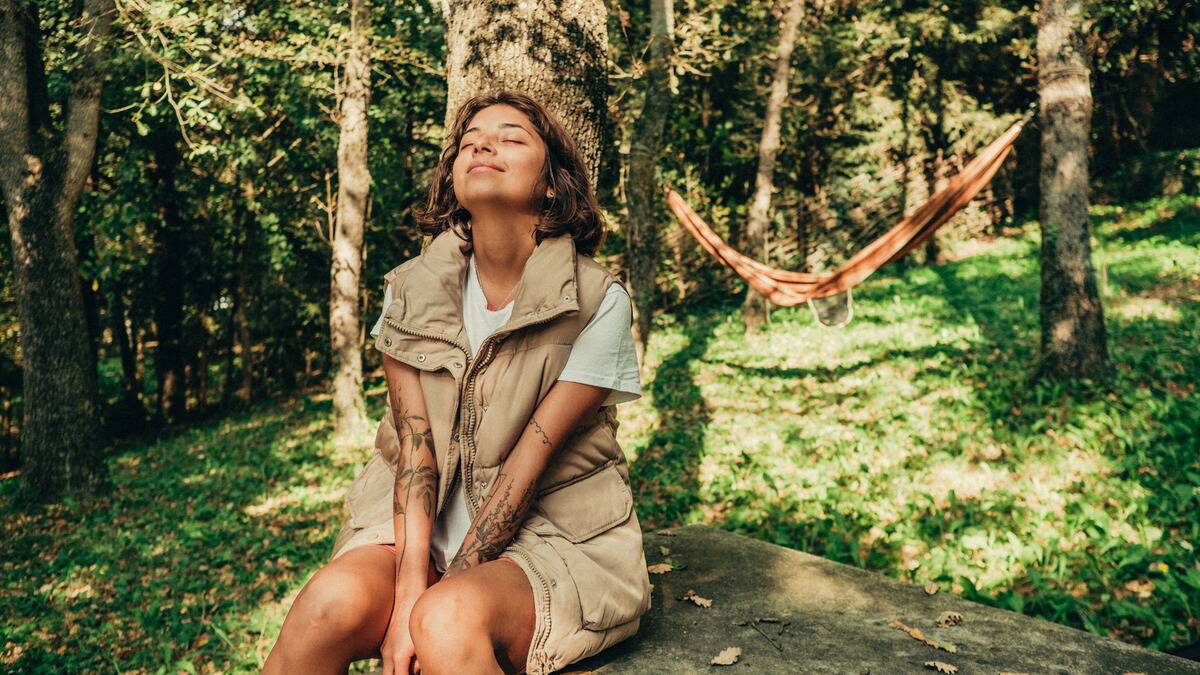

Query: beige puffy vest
[330,229,651,674]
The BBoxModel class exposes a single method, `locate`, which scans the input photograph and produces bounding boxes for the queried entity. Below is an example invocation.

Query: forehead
[462,105,535,135]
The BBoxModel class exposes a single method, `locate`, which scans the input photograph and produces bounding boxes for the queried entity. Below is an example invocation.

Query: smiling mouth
[469,165,501,173]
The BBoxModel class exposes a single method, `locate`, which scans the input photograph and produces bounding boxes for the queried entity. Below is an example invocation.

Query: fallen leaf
[659,545,671,556]
[889,618,958,653]
[655,528,676,536]
[647,563,674,574]
[710,646,741,665]
[755,616,784,623]
[998,672,1031,675]
[924,582,939,595]
[731,619,748,626]
[924,661,957,674]
[935,611,963,628]
[682,589,713,607]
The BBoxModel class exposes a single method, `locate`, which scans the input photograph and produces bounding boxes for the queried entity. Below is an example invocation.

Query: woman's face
[451,104,549,218]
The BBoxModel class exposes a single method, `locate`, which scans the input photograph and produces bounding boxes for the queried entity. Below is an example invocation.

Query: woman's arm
[382,354,439,592]
[443,380,612,577]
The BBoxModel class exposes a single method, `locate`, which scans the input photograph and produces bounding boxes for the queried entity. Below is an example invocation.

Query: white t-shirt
[370,252,642,571]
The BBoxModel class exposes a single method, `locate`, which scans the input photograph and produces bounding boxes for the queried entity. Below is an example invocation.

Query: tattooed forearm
[445,470,537,574]
[528,417,552,448]
[392,408,437,519]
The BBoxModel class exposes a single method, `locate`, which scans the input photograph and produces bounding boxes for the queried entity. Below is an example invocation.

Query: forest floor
[1,194,1197,673]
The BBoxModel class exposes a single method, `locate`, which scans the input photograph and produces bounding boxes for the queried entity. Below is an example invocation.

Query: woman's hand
[381,586,424,675]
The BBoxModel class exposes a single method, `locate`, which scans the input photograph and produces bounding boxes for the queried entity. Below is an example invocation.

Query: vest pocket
[530,464,645,631]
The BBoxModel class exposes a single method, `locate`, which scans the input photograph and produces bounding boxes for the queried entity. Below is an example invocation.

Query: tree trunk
[233,179,257,404]
[741,0,805,332]
[330,0,372,449]
[1037,0,1109,379]
[0,0,113,501]
[440,0,610,189]
[109,290,145,431]
[149,123,187,424]
[624,0,674,370]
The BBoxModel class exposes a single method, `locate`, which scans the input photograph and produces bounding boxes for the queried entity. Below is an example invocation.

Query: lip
[468,161,503,173]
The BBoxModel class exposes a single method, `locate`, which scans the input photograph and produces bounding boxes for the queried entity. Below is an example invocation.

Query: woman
[264,91,652,675]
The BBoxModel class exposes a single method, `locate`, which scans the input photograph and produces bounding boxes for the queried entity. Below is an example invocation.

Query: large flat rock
[562,524,1199,674]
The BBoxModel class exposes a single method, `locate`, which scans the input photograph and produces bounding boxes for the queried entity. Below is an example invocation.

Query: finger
[381,656,393,675]
[413,655,421,675]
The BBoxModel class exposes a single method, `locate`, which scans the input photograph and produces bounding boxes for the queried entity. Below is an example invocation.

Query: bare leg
[409,557,535,675]
[263,545,398,674]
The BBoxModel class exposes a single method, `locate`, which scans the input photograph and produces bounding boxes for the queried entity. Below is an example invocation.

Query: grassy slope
[1,196,1197,672]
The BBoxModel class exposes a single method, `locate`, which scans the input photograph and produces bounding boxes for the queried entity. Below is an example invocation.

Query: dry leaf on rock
[647,563,674,574]
[682,589,713,607]
[924,581,939,595]
[659,545,671,556]
[889,618,958,653]
[935,611,963,628]
[655,528,676,536]
[923,661,958,673]
[710,646,741,665]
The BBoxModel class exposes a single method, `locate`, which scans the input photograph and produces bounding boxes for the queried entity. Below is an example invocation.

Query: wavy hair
[414,90,606,257]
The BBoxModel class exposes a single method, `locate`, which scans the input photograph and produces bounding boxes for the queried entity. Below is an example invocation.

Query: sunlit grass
[625,194,1200,650]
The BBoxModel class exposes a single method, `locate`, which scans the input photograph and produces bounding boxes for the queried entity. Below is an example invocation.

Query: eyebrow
[462,122,531,138]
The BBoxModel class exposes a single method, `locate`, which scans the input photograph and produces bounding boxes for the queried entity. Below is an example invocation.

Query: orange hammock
[664,115,1028,307]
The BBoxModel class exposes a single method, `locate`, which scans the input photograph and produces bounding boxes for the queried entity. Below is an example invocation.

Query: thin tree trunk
[741,0,805,332]
[149,123,187,423]
[0,0,113,501]
[624,0,674,370]
[330,0,372,448]
[1037,0,1109,379]
[234,179,257,404]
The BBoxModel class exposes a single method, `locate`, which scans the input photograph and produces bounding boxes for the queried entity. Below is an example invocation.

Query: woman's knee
[289,564,386,637]
[409,584,489,654]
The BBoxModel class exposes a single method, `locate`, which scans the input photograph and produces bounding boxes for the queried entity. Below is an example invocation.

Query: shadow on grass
[629,307,723,529]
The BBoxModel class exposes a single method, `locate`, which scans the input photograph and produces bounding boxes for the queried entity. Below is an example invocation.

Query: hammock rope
[664,113,1030,308]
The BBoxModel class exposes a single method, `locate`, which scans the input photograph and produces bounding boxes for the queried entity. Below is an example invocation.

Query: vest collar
[400,229,582,349]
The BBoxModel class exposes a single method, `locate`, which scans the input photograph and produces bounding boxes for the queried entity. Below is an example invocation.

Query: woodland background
[1,0,1198,671]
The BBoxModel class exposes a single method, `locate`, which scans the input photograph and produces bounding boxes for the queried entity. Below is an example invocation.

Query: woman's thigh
[410,557,535,673]
[284,544,398,661]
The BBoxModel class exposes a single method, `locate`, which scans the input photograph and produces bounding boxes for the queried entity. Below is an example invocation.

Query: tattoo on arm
[392,406,436,519]
[446,470,537,573]
[528,417,552,448]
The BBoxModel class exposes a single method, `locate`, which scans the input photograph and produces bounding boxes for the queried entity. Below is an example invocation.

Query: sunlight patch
[245,485,343,517]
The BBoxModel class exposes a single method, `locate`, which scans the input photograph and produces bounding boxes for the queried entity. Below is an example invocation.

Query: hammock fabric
[664,116,1028,307]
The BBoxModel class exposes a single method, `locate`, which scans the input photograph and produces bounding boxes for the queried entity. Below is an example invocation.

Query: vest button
[416,353,427,362]
[383,337,392,347]
[453,361,462,369]
[563,295,572,302]
[550,579,557,587]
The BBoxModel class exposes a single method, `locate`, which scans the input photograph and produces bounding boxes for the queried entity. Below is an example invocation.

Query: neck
[469,212,538,288]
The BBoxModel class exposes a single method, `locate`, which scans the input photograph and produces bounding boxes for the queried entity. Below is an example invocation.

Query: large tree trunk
[0,0,113,501]
[624,0,674,369]
[330,0,372,449]
[1037,0,1109,379]
[741,0,805,332]
[440,0,610,189]
[149,123,188,424]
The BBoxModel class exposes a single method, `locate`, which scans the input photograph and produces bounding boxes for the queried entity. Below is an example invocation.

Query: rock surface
[560,524,1199,674]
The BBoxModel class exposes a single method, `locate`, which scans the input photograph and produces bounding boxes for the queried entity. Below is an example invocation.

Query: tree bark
[624,0,674,369]
[741,0,805,332]
[149,123,187,423]
[0,0,113,501]
[330,0,372,448]
[232,178,257,404]
[1037,0,1109,379]
[440,0,610,190]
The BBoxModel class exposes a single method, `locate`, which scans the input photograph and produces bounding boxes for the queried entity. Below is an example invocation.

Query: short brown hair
[414,90,606,257]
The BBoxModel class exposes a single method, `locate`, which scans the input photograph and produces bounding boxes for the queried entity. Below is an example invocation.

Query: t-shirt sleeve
[557,283,643,406]
[368,282,393,339]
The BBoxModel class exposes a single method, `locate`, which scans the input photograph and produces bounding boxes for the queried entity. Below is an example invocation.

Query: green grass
[1,195,1197,671]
